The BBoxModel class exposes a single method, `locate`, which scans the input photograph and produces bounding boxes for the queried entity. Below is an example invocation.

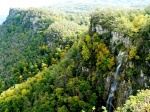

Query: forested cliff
[0,6,150,112]
[0,8,87,91]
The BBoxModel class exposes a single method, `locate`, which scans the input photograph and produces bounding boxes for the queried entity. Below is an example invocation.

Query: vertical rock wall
[90,23,150,109]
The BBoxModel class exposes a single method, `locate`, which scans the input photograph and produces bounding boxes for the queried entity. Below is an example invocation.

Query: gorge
[0,5,149,112]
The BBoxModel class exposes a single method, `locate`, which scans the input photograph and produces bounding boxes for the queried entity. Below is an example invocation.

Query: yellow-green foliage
[92,34,115,71]
[146,53,150,61]
[93,42,114,71]
[81,33,115,73]
[92,8,150,38]
[0,7,89,91]
[81,33,115,72]
[0,5,150,112]
[44,20,87,42]
[81,42,90,61]
[129,46,140,60]
[115,89,150,112]
[132,15,148,33]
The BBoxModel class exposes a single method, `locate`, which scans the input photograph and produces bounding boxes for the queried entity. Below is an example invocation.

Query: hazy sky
[0,0,67,15]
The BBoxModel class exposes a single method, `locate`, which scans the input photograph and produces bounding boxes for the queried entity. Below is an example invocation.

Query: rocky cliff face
[90,10,150,110]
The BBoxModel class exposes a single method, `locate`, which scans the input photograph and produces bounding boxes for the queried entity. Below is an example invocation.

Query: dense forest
[0,4,150,112]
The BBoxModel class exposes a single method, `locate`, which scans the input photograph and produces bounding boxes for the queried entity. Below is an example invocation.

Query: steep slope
[0,8,87,92]
[0,37,109,112]
[90,8,150,111]
[0,6,149,112]
[0,8,66,86]
[0,8,116,111]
